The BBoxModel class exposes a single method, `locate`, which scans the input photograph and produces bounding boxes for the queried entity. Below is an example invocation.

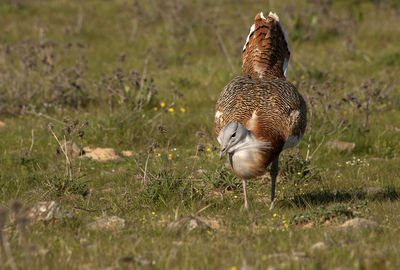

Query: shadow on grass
[279,186,400,208]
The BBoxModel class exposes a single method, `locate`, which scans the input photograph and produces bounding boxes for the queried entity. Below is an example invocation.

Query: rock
[167,216,212,233]
[198,217,221,230]
[339,218,378,230]
[81,147,119,161]
[327,140,355,152]
[240,265,255,270]
[120,255,155,266]
[25,245,49,257]
[363,186,384,195]
[121,150,134,157]
[195,169,206,176]
[27,201,72,222]
[87,216,126,230]
[0,121,6,127]
[310,242,329,253]
[80,237,89,245]
[60,141,81,158]
[267,252,307,261]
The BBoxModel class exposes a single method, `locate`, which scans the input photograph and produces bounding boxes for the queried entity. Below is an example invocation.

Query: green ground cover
[0,0,400,269]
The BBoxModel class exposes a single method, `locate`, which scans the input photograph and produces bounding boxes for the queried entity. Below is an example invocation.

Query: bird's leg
[242,179,249,210]
[269,155,279,210]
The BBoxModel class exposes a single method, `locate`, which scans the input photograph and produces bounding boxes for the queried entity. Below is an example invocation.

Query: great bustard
[214,12,307,210]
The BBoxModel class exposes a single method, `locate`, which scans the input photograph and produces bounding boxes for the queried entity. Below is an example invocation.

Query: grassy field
[0,0,400,269]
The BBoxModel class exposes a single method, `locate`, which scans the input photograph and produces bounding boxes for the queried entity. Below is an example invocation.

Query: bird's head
[217,122,249,159]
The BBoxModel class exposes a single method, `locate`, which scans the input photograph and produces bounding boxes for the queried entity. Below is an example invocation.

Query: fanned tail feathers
[242,12,290,80]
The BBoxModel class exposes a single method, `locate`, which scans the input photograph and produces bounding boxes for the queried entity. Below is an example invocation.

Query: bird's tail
[242,12,290,80]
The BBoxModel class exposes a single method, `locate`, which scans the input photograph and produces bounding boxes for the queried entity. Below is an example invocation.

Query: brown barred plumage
[214,12,306,210]
[214,76,306,165]
[242,12,290,80]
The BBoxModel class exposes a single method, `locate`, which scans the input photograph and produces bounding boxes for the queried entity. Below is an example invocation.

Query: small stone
[328,140,355,152]
[240,265,255,270]
[86,244,97,251]
[80,238,89,245]
[60,141,81,158]
[195,169,206,176]
[120,255,155,266]
[26,245,49,257]
[363,186,384,195]
[83,146,94,152]
[267,252,307,261]
[87,216,126,230]
[27,201,72,222]
[310,242,329,253]
[339,218,378,230]
[0,121,6,127]
[121,150,134,157]
[167,216,212,233]
[81,147,119,161]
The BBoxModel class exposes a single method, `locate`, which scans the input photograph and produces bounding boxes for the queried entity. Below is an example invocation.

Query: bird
[214,11,307,210]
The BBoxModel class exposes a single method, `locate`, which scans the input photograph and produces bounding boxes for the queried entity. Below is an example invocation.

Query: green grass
[0,0,400,269]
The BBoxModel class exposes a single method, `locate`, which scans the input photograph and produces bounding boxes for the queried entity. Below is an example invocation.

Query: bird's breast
[228,148,268,179]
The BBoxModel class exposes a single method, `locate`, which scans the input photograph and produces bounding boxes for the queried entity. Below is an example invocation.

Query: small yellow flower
[338,175,341,178]
[142,114,145,118]
[156,153,161,157]
[282,186,285,190]
[297,172,301,175]
[234,195,238,199]
[206,148,211,152]
[262,255,268,261]
[153,107,158,111]
[300,75,305,80]
[273,213,278,217]
[168,107,174,113]
[168,153,172,160]
[229,267,237,270]
[284,223,289,228]
[160,102,166,108]
[152,211,155,215]
[304,183,308,186]
[207,230,213,236]
[180,107,186,112]
[293,80,297,85]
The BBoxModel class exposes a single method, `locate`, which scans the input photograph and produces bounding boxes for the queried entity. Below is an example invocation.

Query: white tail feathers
[243,24,255,52]
[268,11,279,21]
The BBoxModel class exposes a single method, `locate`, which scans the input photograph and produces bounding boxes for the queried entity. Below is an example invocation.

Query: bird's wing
[214,77,306,142]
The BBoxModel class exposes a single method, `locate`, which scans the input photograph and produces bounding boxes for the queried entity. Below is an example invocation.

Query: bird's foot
[269,200,275,210]
[243,201,249,211]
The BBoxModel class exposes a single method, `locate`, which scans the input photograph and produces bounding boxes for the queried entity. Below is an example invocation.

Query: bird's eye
[231,132,236,138]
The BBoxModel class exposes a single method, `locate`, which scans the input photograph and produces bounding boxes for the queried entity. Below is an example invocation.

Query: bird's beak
[219,148,226,160]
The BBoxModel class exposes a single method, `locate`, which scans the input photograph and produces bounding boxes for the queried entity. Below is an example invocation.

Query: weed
[290,201,368,225]
[204,167,242,192]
